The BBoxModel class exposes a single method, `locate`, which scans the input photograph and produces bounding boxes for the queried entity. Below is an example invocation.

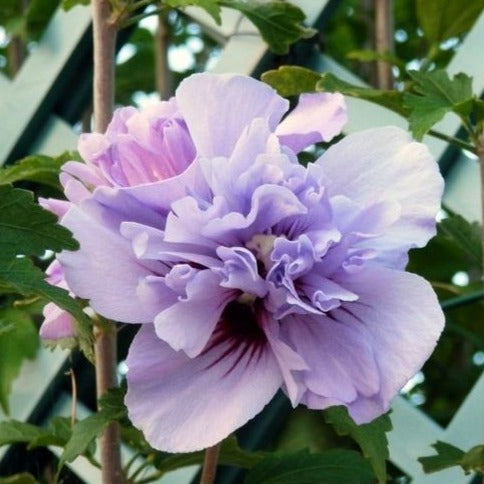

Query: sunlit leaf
[221,0,315,55]
[404,70,474,139]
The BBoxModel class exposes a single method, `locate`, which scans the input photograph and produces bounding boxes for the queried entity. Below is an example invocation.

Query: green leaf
[324,406,391,484]
[0,473,37,484]
[261,66,321,96]
[0,185,78,259]
[438,213,482,270]
[165,0,222,24]
[221,0,315,55]
[61,0,89,10]
[346,49,406,70]
[244,449,374,484]
[404,70,474,140]
[317,72,407,116]
[98,384,128,421]
[29,416,73,448]
[0,257,93,361]
[59,412,111,467]
[0,420,45,446]
[416,0,484,44]
[262,66,407,117]
[152,435,266,475]
[419,441,466,473]
[0,152,77,189]
[0,308,39,414]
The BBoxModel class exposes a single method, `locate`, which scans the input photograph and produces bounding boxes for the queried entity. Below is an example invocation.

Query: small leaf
[59,412,111,466]
[0,473,37,484]
[0,185,78,259]
[0,152,77,189]
[324,406,391,484]
[317,72,407,116]
[403,70,474,140]
[221,0,315,55]
[0,308,39,414]
[419,441,466,473]
[347,49,406,70]
[261,66,321,96]
[416,0,484,44]
[244,449,375,484]
[165,0,222,24]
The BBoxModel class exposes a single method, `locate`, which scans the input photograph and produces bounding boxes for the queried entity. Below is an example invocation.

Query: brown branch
[200,443,221,484]
[374,0,394,89]
[478,131,484,280]
[155,11,172,100]
[92,1,123,482]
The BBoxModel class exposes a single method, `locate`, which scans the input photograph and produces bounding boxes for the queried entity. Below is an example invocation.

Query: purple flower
[56,73,443,452]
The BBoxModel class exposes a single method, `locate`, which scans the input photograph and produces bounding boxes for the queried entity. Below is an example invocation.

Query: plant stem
[374,0,394,89]
[93,0,116,133]
[92,1,123,482]
[477,129,484,280]
[94,325,124,483]
[155,11,171,100]
[440,290,484,311]
[428,129,476,154]
[200,443,221,484]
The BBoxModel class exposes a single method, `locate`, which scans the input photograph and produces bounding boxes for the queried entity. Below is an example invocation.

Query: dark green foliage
[324,407,391,483]
[244,449,375,483]
[0,185,77,258]
[0,307,39,414]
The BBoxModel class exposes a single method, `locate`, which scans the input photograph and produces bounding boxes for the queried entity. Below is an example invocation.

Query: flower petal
[153,270,234,357]
[59,202,167,323]
[276,93,347,153]
[334,266,444,421]
[176,73,288,157]
[125,324,282,452]
[40,302,76,340]
[316,126,444,268]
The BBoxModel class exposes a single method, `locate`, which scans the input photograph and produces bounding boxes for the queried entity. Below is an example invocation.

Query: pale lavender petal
[176,73,289,157]
[276,93,347,153]
[59,204,167,323]
[316,126,444,268]
[154,270,234,357]
[332,266,444,422]
[125,324,282,452]
[282,313,380,405]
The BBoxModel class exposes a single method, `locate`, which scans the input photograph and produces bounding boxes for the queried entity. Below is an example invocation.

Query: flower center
[246,234,277,274]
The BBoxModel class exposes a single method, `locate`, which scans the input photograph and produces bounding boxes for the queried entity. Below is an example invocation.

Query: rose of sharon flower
[56,73,444,453]
[39,97,199,339]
